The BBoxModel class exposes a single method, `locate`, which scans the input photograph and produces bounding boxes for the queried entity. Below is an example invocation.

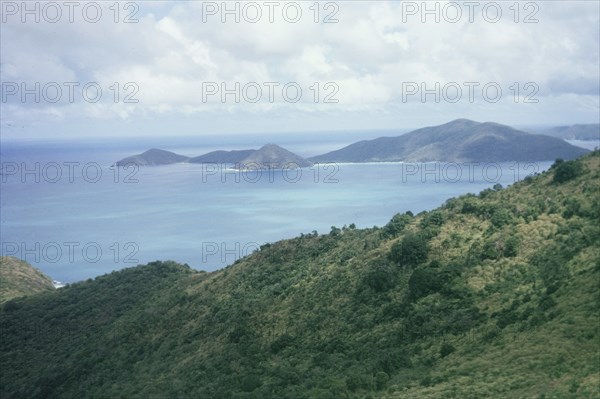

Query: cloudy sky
[1,0,599,139]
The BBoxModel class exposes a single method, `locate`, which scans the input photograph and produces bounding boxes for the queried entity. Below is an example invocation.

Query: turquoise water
[1,138,553,282]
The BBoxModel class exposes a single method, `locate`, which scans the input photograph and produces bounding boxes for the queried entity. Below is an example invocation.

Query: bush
[552,159,584,183]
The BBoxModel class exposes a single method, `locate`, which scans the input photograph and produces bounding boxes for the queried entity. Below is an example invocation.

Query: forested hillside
[1,152,599,399]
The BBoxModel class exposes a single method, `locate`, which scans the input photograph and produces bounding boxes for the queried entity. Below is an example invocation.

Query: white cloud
[1,0,598,137]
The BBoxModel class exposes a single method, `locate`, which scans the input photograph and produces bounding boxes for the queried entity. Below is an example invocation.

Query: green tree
[389,232,429,268]
[553,159,584,183]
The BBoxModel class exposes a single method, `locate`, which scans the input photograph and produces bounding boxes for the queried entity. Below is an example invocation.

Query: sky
[1,0,599,139]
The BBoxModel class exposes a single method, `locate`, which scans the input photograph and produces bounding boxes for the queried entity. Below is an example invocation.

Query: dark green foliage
[532,243,571,291]
[562,198,581,219]
[419,211,444,229]
[381,212,413,238]
[552,158,584,183]
[504,236,519,257]
[363,261,397,292]
[374,372,389,390]
[407,268,444,300]
[439,342,455,358]
[389,232,429,268]
[490,208,514,228]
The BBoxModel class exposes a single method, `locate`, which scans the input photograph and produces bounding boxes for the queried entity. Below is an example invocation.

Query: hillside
[536,124,600,141]
[310,119,589,163]
[114,149,190,166]
[1,152,598,398]
[0,257,55,303]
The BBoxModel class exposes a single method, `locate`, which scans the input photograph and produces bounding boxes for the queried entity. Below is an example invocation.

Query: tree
[364,261,397,292]
[389,232,429,268]
[381,212,413,238]
[553,159,584,183]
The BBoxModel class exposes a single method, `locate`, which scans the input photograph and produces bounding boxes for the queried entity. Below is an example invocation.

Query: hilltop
[236,144,313,169]
[0,257,55,303]
[310,119,589,163]
[1,152,598,398]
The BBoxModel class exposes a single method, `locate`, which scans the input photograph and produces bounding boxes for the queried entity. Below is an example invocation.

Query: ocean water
[1,137,554,282]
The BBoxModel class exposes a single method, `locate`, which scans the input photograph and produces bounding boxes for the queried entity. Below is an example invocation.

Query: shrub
[552,159,584,183]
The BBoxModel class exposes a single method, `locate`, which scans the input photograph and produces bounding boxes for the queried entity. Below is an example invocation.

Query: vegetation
[1,152,599,398]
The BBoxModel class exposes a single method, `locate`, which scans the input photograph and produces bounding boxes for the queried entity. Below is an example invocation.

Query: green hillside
[0,257,55,303]
[1,153,599,398]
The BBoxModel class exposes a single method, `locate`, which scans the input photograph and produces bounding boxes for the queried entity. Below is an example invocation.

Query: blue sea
[0,133,565,283]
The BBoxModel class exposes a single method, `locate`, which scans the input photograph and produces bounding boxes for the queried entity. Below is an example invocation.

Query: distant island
[114,119,590,167]
[115,148,190,166]
[115,144,313,169]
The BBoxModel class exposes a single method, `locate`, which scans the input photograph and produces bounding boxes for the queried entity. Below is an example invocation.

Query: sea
[1,133,595,283]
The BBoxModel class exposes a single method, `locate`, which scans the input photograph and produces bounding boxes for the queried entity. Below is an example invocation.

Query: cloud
[1,0,598,137]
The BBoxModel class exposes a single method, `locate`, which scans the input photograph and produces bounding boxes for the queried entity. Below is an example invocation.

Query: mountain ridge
[310,119,589,163]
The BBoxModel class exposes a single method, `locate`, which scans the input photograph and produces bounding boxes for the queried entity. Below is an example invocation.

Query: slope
[1,152,598,398]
